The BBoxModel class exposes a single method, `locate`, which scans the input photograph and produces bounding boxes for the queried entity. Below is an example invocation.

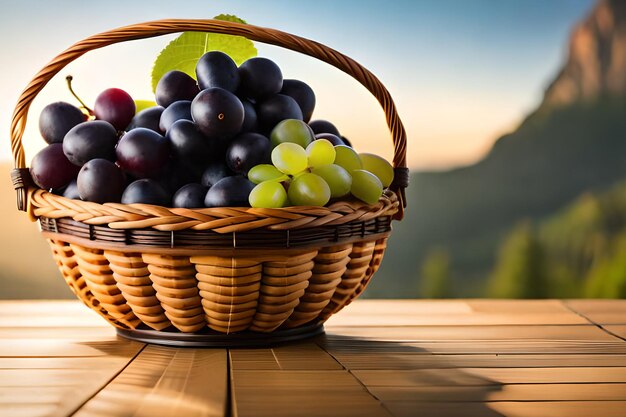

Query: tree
[419,248,451,298]
[584,233,626,298]
[487,221,550,298]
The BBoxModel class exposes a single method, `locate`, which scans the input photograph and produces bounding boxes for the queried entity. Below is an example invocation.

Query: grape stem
[66,75,94,117]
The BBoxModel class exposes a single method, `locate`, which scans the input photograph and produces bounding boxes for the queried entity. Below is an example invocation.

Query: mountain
[544,0,626,107]
[366,0,626,298]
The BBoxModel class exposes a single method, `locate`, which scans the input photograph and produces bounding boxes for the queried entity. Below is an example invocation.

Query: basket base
[116,322,325,348]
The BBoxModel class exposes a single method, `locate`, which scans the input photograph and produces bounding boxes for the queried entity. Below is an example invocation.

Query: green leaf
[134,100,157,113]
[150,14,257,92]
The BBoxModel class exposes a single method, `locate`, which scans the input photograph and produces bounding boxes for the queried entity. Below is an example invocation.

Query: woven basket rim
[28,187,399,232]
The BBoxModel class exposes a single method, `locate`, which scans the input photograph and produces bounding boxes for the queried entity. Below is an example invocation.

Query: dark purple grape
[63,120,118,166]
[280,79,316,123]
[77,159,125,203]
[122,179,171,206]
[240,99,258,133]
[155,71,199,108]
[52,179,79,198]
[127,106,164,133]
[315,133,345,146]
[196,51,240,92]
[204,175,255,207]
[200,162,233,188]
[156,160,200,194]
[62,180,80,199]
[226,133,271,174]
[94,88,135,131]
[238,57,283,99]
[116,128,170,178]
[159,100,192,132]
[309,120,340,137]
[173,183,208,208]
[30,143,80,190]
[191,87,244,140]
[39,102,85,144]
[166,120,220,174]
[256,94,303,133]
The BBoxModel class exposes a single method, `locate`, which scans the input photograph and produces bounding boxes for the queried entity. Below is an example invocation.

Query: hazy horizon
[1,0,594,170]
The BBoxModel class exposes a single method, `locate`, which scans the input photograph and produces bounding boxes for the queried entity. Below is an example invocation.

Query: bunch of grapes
[30,50,393,209]
[247,118,393,208]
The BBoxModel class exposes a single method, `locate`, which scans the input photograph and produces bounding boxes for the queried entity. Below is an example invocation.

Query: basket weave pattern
[10,19,408,337]
[48,236,388,333]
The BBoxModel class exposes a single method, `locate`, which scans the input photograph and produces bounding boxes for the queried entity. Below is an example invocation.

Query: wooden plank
[605,325,626,340]
[386,401,626,417]
[0,404,59,417]
[327,300,475,316]
[0,357,132,370]
[232,391,391,417]
[0,348,141,417]
[320,336,626,355]
[490,401,626,417]
[369,383,626,402]
[327,313,588,326]
[327,299,579,318]
[566,300,626,324]
[352,367,626,386]
[333,340,626,354]
[0,315,107,328]
[0,301,107,328]
[326,312,586,326]
[327,353,626,369]
[74,345,228,417]
[0,326,116,340]
[231,369,391,417]
[326,300,587,326]
[232,369,365,388]
[0,301,94,316]
[0,300,145,416]
[230,342,343,370]
[0,369,120,387]
[0,386,97,403]
[0,338,143,357]
[466,300,575,313]
[323,324,617,341]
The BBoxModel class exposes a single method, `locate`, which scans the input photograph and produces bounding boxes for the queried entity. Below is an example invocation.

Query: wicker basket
[9,19,408,347]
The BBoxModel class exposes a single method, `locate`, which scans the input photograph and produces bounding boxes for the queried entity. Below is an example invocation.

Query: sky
[0,0,595,170]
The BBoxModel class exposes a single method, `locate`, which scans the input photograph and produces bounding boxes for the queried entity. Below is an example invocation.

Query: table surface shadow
[0,299,625,417]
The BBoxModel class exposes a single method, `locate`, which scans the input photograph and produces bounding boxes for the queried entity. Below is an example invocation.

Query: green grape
[311,164,352,198]
[249,181,288,208]
[306,139,336,167]
[271,142,308,175]
[288,173,331,206]
[270,119,315,148]
[359,153,394,187]
[334,145,362,172]
[351,169,383,205]
[248,164,288,184]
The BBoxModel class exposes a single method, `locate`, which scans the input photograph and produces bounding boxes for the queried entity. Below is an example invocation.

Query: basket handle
[9,18,408,219]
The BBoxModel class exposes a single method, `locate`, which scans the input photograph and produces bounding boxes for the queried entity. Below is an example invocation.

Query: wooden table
[1,300,626,417]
